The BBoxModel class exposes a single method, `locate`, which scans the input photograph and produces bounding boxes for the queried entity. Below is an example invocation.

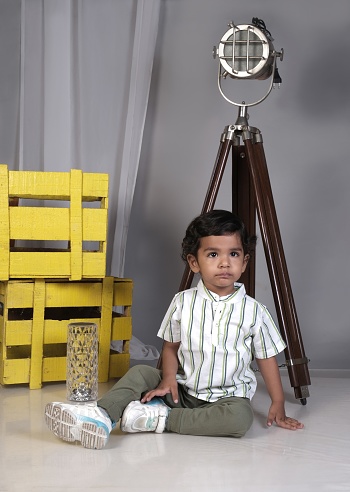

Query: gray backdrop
[125,0,350,370]
[1,0,349,369]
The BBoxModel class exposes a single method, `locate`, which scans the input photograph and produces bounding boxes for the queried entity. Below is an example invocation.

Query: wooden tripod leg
[232,144,256,298]
[243,135,310,402]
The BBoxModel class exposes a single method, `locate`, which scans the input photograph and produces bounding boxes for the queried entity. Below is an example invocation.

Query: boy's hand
[255,357,304,431]
[267,401,304,430]
[141,379,179,404]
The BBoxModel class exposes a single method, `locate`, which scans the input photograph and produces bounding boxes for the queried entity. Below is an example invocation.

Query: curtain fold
[111,0,161,277]
[18,0,161,275]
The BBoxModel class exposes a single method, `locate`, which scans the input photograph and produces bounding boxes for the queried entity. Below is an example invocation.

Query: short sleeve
[252,304,286,359]
[157,293,182,343]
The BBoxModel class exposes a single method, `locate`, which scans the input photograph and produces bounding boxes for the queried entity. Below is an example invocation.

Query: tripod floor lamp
[179,18,310,404]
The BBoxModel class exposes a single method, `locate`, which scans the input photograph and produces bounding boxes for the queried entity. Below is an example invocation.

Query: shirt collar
[196,279,246,303]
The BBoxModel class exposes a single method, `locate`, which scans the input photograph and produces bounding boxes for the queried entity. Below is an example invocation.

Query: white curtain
[18,0,160,276]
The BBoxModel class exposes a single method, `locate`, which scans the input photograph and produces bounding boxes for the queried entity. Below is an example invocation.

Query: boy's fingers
[171,388,179,404]
[276,416,304,430]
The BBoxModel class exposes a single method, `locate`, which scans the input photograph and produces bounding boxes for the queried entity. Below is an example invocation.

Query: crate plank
[30,279,45,389]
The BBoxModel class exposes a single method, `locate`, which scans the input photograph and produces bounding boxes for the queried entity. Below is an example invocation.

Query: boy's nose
[220,258,230,267]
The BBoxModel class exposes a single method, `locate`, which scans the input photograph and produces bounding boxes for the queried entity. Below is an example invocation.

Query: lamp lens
[218,24,272,79]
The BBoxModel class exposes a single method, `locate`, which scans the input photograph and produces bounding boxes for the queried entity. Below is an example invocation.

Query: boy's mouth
[217,273,231,279]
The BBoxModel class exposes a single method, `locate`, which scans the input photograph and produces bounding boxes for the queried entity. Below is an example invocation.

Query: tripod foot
[294,385,310,403]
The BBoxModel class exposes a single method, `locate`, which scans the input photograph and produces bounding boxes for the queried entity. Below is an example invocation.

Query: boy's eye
[230,251,239,257]
[208,252,217,258]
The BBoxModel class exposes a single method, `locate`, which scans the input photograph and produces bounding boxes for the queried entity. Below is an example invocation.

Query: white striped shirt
[158,279,286,402]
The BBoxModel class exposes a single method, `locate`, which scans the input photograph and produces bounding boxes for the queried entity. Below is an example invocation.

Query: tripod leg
[179,133,233,291]
[243,133,310,403]
[232,144,256,298]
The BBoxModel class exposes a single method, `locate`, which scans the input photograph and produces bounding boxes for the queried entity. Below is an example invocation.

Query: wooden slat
[98,277,114,382]
[29,279,46,389]
[8,252,106,279]
[70,169,83,280]
[0,165,9,280]
[8,169,108,200]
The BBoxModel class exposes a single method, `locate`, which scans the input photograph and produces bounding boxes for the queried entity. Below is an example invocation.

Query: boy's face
[187,233,249,296]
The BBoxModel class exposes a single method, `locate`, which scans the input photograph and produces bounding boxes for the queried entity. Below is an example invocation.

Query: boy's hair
[181,210,257,261]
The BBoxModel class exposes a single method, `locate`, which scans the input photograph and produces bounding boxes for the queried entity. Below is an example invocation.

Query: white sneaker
[45,401,114,449]
[120,398,169,434]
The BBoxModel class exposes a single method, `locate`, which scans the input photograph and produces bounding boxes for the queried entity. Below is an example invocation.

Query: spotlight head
[213,18,284,107]
[216,21,274,80]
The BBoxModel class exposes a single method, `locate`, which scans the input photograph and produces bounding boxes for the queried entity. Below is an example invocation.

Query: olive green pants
[98,364,254,438]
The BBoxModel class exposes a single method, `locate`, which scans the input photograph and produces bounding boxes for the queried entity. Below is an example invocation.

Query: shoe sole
[45,403,108,450]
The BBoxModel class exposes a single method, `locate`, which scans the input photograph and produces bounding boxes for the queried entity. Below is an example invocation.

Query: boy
[45,210,303,449]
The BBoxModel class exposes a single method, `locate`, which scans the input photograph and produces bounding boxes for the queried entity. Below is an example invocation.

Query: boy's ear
[242,254,250,273]
[187,254,200,273]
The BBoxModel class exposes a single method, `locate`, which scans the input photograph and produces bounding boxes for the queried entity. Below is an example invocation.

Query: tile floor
[0,369,349,492]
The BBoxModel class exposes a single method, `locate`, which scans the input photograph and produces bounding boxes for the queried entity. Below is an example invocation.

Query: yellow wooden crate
[0,165,109,280]
[0,277,132,388]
